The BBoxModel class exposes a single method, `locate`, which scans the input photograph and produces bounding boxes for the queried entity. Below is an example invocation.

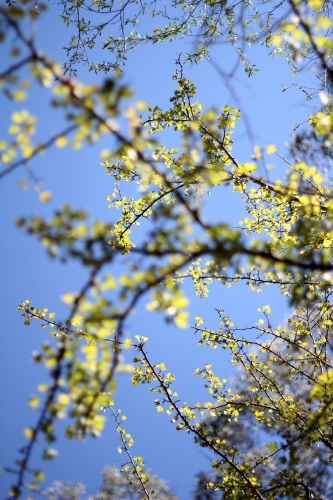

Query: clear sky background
[0,2,316,499]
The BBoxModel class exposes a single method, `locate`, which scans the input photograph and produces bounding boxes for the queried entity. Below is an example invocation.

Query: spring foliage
[1,0,333,498]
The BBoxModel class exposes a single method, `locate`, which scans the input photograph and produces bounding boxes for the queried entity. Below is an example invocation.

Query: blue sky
[0,2,317,499]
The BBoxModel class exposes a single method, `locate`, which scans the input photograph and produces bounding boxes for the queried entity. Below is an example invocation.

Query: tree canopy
[1,0,333,499]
